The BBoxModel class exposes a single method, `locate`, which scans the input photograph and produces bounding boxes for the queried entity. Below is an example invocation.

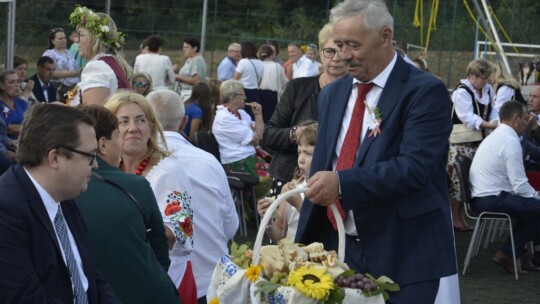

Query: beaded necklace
[119,157,150,176]
[226,106,241,120]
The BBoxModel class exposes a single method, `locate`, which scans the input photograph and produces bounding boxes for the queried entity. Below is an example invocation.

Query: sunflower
[209,297,220,304]
[287,266,334,301]
[245,264,263,282]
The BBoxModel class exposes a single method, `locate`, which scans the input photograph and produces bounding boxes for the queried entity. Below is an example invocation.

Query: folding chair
[453,155,520,280]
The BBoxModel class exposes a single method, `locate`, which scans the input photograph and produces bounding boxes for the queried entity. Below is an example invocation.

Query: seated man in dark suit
[30,56,57,103]
[0,104,118,303]
[76,105,179,304]
[470,101,540,275]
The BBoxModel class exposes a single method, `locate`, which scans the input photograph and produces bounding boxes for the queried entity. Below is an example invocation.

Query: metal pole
[201,0,208,55]
[480,0,511,74]
[447,0,458,87]
[5,0,16,70]
[105,0,111,15]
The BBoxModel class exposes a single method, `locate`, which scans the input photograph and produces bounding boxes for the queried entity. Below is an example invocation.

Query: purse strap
[248,59,261,86]
[91,172,152,238]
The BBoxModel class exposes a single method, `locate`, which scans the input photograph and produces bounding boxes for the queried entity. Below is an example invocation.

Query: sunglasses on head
[51,27,64,33]
[133,82,148,88]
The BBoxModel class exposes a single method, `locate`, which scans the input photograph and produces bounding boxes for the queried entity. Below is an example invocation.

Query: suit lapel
[356,57,410,166]
[14,165,62,253]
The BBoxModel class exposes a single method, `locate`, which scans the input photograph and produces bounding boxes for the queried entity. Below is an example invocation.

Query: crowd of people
[1,1,540,303]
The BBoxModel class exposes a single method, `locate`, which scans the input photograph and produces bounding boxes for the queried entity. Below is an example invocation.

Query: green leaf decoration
[254,281,282,295]
[323,287,345,304]
[339,269,356,278]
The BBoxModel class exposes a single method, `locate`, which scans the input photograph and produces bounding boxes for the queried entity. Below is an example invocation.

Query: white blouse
[451,79,496,130]
[235,58,264,89]
[212,105,256,164]
[134,53,175,90]
[146,155,194,258]
[69,54,117,107]
[259,61,288,95]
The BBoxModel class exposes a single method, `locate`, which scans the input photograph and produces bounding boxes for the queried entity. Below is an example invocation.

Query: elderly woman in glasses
[212,79,264,178]
[130,72,153,96]
[263,23,347,193]
[0,70,28,139]
[43,27,81,103]
[67,6,132,106]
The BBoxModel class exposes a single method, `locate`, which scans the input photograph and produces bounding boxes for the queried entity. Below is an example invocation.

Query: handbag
[450,101,483,144]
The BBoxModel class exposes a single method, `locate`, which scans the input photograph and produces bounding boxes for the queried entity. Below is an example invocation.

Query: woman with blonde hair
[492,60,525,118]
[263,23,347,189]
[67,5,132,106]
[105,91,197,304]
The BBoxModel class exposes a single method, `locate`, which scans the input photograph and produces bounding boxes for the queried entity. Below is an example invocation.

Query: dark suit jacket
[76,158,179,304]
[0,165,118,303]
[30,74,56,103]
[296,56,457,286]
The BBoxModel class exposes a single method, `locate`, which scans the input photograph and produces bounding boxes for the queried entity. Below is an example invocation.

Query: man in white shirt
[147,89,239,304]
[0,104,118,303]
[470,101,540,274]
[287,43,319,79]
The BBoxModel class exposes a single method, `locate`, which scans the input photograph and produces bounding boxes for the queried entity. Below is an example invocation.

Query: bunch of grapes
[268,271,288,285]
[230,242,252,268]
[334,273,379,292]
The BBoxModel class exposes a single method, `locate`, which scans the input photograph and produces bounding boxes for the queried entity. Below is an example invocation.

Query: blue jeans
[472,192,540,257]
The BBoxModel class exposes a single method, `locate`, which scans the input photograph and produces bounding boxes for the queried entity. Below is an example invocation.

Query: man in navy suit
[30,56,57,103]
[0,104,118,303]
[295,1,457,303]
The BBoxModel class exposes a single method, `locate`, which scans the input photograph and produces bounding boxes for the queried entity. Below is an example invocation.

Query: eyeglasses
[133,82,148,88]
[58,145,97,165]
[321,48,338,58]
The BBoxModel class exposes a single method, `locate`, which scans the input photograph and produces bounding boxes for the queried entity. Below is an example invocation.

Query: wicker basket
[207,187,384,304]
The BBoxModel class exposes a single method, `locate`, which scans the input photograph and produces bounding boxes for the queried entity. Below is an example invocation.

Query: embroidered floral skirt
[447,142,479,201]
[223,155,272,199]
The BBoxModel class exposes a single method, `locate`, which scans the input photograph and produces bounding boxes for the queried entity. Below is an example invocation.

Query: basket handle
[252,186,345,265]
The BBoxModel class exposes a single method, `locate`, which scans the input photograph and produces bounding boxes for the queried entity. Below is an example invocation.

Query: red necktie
[327,82,374,230]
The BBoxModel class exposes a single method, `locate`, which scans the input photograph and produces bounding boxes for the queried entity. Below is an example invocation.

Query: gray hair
[228,43,241,52]
[146,89,185,132]
[220,79,244,104]
[330,0,394,33]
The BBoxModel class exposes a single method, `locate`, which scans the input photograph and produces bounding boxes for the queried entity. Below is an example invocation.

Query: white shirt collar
[23,167,59,222]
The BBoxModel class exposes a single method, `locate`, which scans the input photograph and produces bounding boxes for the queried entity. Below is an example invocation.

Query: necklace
[119,157,150,176]
[226,106,241,120]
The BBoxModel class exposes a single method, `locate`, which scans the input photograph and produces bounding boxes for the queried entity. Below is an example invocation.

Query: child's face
[297,144,314,179]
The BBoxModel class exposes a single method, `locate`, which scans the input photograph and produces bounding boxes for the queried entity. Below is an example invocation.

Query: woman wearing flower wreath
[68,6,132,106]
[105,91,197,304]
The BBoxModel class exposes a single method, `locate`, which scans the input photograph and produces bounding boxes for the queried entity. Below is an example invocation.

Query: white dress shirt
[212,105,256,164]
[24,168,89,293]
[163,131,238,298]
[470,123,538,198]
[292,55,319,79]
[334,52,397,235]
